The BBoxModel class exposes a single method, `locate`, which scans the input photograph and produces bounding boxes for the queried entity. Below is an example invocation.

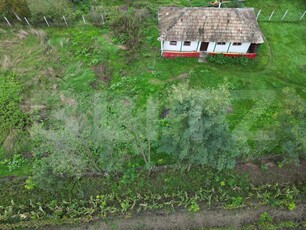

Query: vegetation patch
[0,0,305,228]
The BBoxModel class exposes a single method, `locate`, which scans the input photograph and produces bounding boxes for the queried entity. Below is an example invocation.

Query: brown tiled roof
[158,7,264,43]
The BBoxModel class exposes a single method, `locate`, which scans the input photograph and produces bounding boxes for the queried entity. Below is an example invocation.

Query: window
[217,42,226,45]
[233,42,242,46]
[183,41,191,46]
[170,41,177,46]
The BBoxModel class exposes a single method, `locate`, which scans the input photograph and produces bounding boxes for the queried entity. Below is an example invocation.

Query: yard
[0,0,305,228]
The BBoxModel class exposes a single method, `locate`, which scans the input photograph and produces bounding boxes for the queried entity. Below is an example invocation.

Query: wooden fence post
[24,17,31,27]
[4,17,12,27]
[82,15,86,24]
[300,10,306,20]
[44,16,50,27]
[268,10,275,21]
[63,16,68,27]
[281,10,288,21]
[100,14,105,24]
[256,9,261,20]
[13,11,21,21]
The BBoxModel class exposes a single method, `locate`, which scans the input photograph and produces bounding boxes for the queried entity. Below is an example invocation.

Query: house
[158,7,264,59]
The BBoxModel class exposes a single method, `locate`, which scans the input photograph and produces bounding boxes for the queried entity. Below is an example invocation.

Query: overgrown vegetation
[207,53,249,65]
[0,0,305,228]
[26,0,76,24]
[0,72,26,155]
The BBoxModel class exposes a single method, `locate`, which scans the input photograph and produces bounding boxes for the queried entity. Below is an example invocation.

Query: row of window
[170,41,191,46]
[169,41,242,46]
[217,42,242,46]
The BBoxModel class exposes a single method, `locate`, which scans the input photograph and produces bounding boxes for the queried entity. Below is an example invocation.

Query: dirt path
[51,203,306,230]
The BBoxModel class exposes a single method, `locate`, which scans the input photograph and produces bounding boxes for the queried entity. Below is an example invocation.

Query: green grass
[0,0,305,228]
[0,164,31,177]
[0,0,305,177]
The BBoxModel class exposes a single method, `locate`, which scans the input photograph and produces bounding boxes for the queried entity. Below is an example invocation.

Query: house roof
[158,7,264,43]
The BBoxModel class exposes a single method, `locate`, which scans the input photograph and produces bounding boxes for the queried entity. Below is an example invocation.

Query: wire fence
[0,9,305,29]
[1,13,106,28]
[255,9,306,22]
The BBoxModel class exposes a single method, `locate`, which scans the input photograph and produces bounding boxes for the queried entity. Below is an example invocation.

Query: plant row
[0,181,304,226]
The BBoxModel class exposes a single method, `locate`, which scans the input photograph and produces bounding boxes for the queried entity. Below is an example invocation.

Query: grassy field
[0,0,305,173]
[0,0,305,227]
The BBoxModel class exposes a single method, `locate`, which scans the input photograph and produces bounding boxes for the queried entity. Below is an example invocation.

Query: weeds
[207,53,250,65]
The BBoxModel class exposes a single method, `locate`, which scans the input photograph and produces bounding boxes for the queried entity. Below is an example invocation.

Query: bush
[207,53,249,65]
[110,8,149,49]
[0,72,26,150]
[26,0,76,24]
[159,83,239,170]
[0,0,31,20]
[276,88,306,162]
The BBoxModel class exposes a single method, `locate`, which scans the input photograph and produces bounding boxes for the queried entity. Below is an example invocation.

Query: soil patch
[167,72,189,82]
[236,159,306,185]
[91,64,111,88]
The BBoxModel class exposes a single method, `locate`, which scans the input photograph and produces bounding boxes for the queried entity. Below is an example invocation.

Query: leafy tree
[158,83,239,170]
[94,95,158,170]
[26,0,76,23]
[0,0,30,19]
[110,8,149,49]
[30,108,119,191]
[31,94,158,190]
[109,98,158,168]
[276,88,306,162]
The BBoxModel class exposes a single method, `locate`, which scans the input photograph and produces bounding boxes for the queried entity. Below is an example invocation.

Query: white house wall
[163,41,182,51]
[163,41,199,52]
[181,41,198,51]
[206,42,216,52]
[214,42,230,53]
[228,42,251,53]
[163,41,251,54]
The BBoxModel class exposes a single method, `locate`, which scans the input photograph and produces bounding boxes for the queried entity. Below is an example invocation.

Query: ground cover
[0,0,305,228]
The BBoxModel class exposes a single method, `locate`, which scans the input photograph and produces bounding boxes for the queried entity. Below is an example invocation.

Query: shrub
[0,72,25,150]
[159,82,239,170]
[0,0,31,20]
[207,53,249,65]
[26,0,76,24]
[276,88,306,162]
[110,8,149,49]
[0,154,25,172]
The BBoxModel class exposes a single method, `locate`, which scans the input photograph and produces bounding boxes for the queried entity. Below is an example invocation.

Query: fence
[1,14,106,28]
[1,9,305,28]
[255,9,306,22]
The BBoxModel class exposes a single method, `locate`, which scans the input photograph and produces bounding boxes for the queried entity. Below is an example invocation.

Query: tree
[158,83,239,170]
[30,94,159,191]
[276,88,306,162]
[0,0,30,19]
[26,0,75,23]
[30,107,127,191]
[94,95,158,170]
[110,8,149,49]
